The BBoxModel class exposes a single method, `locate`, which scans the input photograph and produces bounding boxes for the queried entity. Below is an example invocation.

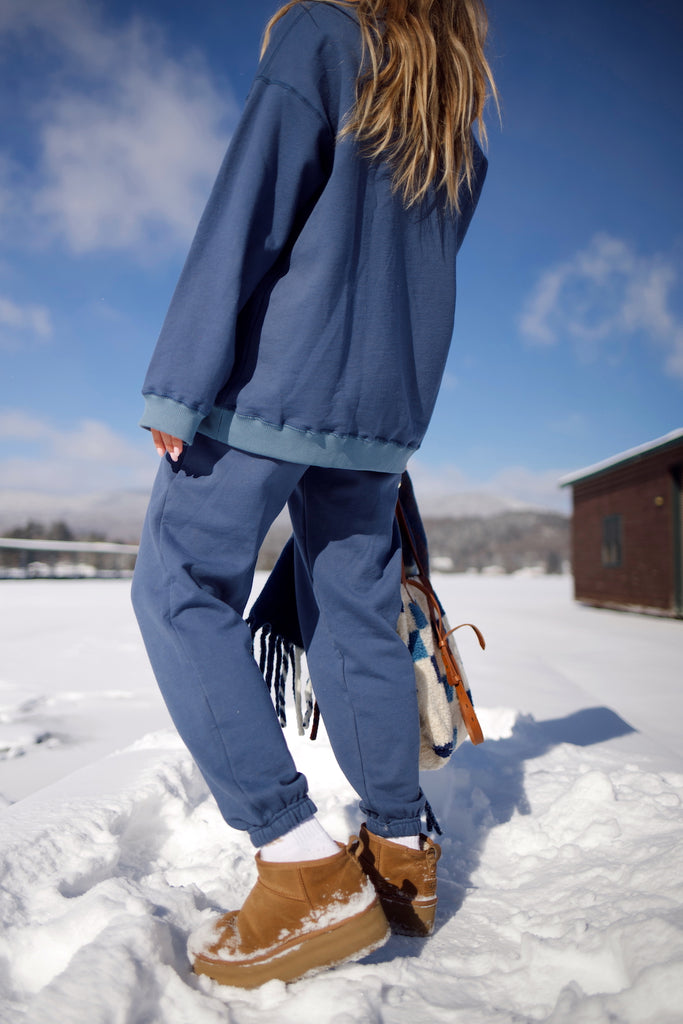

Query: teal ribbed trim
[199,406,415,473]
[139,394,206,443]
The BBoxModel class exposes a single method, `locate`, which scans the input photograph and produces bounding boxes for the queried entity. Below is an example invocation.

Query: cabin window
[602,514,622,568]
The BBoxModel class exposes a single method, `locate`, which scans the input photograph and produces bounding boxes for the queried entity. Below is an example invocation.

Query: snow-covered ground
[1,575,682,1023]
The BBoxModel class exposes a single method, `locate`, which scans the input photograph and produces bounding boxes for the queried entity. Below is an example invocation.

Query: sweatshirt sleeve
[139,72,333,443]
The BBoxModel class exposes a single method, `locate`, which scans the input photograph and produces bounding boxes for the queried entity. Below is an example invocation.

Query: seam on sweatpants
[156,463,261,817]
[298,471,373,807]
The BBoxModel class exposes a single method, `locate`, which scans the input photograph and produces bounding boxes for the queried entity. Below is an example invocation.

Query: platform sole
[380,894,438,936]
[193,899,390,989]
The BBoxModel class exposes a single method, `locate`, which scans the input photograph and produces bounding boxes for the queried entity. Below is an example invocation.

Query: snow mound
[1,576,682,1022]
[0,711,681,1024]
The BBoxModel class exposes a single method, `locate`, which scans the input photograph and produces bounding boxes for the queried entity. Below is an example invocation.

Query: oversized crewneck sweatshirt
[140,1,487,473]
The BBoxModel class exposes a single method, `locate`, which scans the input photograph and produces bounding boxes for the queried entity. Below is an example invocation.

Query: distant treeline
[2,520,109,544]
[423,511,570,574]
[0,520,136,577]
[2,510,571,577]
[255,510,570,574]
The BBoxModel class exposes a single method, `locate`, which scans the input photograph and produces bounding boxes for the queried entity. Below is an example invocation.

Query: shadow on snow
[364,705,636,963]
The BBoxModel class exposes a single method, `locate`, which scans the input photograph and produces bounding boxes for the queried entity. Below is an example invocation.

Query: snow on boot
[189,836,390,988]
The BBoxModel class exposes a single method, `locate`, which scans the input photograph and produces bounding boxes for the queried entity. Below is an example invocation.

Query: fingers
[151,429,166,457]
[151,429,184,462]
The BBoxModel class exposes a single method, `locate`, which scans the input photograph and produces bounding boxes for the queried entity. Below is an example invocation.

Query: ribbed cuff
[139,394,206,445]
[248,797,319,847]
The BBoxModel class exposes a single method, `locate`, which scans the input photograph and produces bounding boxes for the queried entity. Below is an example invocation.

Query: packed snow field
[1,575,682,1023]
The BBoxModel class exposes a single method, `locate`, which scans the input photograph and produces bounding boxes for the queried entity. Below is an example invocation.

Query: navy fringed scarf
[246,471,429,732]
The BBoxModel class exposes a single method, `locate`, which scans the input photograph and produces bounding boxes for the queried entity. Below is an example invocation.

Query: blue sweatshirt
[140,1,487,473]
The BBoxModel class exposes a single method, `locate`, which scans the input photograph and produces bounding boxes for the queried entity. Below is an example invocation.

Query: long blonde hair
[261,0,498,210]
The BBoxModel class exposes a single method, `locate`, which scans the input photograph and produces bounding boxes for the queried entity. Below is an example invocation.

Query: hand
[151,429,184,462]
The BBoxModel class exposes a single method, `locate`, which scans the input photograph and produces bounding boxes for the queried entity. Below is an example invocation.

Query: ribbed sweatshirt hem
[140,395,416,473]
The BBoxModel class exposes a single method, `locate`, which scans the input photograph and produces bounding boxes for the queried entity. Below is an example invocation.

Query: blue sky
[1,0,681,513]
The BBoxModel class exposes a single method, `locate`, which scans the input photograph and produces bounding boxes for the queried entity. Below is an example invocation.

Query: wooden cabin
[560,430,683,617]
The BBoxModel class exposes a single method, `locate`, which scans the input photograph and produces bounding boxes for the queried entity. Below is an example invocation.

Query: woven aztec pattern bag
[396,502,485,769]
[397,577,484,768]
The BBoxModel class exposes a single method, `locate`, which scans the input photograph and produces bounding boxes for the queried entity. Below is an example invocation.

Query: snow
[1,574,682,1023]
[558,427,683,486]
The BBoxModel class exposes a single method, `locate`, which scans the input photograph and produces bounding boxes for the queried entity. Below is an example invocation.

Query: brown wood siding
[570,442,683,614]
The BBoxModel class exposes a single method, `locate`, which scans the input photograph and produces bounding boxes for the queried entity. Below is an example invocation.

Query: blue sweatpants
[132,436,423,846]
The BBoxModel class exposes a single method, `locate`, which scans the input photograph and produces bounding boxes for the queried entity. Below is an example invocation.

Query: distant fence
[0,537,139,579]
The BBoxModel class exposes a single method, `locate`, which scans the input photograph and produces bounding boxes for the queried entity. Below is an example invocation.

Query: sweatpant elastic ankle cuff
[363,817,423,841]
[248,798,319,848]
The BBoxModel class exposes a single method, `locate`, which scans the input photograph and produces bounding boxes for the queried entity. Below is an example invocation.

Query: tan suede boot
[358,823,441,936]
[189,837,390,988]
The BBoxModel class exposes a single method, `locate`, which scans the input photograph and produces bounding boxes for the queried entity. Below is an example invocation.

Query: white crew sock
[260,816,339,863]
[385,834,422,851]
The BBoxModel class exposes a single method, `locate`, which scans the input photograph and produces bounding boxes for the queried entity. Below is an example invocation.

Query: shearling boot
[358,823,441,936]
[189,836,390,988]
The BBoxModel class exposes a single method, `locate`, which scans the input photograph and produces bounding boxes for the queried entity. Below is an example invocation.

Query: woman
[132,0,496,988]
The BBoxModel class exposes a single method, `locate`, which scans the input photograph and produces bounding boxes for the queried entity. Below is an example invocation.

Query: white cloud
[518,267,565,347]
[0,295,53,348]
[0,408,573,513]
[0,0,236,257]
[0,409,158,492]
[488,465,572,512]
[0,409,54,439]
[0,409,572,510]
[408,459,571,514]
[519,234,683,382]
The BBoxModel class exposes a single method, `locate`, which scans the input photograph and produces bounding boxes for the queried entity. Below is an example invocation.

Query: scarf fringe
[251,623,312,735]
[250,623,443,836]
[424,798,443,835]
